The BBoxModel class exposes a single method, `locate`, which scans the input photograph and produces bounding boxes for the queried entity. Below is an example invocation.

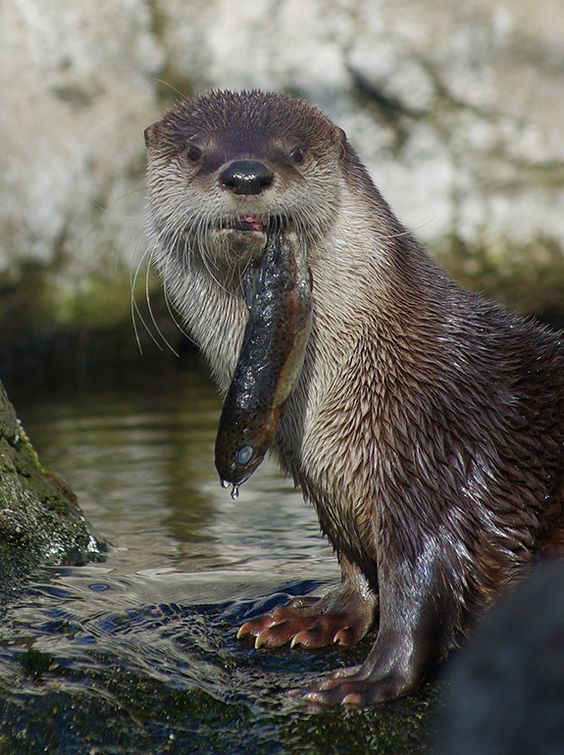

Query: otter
[144,90,564,706]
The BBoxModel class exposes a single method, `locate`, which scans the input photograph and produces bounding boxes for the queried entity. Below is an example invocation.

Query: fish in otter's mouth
[214,226,312,499]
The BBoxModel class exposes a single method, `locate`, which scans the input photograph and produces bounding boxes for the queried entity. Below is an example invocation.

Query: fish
[214,228,313,499]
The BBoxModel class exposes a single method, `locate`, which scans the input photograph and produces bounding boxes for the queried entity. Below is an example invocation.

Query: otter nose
[220,160,273,195]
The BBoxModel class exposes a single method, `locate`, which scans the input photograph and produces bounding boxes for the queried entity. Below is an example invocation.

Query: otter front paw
[237,587,377,649]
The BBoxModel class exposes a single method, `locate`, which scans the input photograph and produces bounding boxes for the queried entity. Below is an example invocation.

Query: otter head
[144,90,345,272]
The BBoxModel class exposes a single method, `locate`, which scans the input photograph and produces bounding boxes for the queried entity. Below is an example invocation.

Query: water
[0,364,438,753]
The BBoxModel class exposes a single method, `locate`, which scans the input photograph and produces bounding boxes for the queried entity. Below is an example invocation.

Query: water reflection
[14,365,336,582]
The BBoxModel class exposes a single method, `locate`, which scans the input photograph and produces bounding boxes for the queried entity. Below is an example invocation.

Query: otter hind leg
[294,629,434,706]
[236,555,378,649]
[294,547,458,705]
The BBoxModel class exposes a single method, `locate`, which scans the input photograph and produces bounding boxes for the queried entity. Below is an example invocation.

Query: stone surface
[0,381,101,597]
[0,0,162,293]
[435,560,564,755]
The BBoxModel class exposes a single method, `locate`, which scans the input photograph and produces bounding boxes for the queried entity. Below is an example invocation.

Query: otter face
[145,90,344,267]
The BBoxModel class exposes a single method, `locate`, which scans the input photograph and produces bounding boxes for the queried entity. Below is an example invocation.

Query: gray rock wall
[0,0,161,289]
[1,0,562,323]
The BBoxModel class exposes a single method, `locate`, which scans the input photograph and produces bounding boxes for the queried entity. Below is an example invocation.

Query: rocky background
[1,0,563,373]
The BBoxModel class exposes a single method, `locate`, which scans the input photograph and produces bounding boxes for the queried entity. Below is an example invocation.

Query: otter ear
[144,121,161,148]
[336,126,350,161]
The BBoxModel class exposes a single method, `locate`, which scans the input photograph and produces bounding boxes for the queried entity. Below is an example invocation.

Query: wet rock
[0,382,101,598]
[435,559,564,755]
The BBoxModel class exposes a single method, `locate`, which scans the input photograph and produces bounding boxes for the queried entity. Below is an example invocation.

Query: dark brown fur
[145,90,564,705]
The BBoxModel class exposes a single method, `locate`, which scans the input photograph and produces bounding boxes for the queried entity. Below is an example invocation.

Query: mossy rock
[0,382,102,600]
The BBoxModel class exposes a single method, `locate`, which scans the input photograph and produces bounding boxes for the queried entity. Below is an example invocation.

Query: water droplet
[230,486,240,501]
[221,480,229,489]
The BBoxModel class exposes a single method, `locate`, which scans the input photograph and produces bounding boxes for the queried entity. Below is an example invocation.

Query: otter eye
[290,146,305,165]
[187,145,202,162]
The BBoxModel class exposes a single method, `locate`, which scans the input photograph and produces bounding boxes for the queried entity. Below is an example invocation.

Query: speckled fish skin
[215,229,312,491]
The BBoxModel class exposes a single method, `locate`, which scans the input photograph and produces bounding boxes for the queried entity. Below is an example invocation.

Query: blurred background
[1,0,563,384]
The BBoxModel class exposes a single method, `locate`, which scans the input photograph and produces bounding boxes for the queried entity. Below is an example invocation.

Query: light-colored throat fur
[150,173,404,399]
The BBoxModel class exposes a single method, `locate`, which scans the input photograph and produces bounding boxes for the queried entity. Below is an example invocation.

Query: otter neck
[308,186,415,340]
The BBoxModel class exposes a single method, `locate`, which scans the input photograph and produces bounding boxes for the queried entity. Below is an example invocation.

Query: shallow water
[1,364,438,753]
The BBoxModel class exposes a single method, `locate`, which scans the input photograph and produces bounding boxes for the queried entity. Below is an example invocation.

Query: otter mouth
[222,214,267,233]
[216,215,274,257]
[215,215,290,258]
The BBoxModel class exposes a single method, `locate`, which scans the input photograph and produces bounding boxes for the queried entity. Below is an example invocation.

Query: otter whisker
[130,247,156,354]
[144,248,181,357]
[196,213,241,297]
[162,275,197,347]
[130,251,166,355]
[147,219,200,352]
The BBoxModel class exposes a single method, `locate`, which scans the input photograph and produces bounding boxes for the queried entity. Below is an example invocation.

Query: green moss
[0,382,102,596]
[50,270,135,328]
[434,233,564,321]
[16,421,50,476]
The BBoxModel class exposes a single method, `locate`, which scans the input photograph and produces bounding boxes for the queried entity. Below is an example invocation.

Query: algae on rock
[0,382,101,598]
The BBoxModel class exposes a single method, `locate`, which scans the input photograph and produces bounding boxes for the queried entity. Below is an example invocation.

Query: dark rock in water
[0,382,102,601]
[435,559,564,755]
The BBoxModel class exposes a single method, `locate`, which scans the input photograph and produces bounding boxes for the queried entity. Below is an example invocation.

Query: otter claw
[341,693,362,706]
[290,631,308,648]
[333,629,348,645]
[237,614,282,640]
[254,629,270,649]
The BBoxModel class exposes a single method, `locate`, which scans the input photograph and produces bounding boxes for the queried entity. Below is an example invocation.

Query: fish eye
[236,445,253,466]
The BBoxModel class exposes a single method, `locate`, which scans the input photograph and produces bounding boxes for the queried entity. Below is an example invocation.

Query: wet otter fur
[145,90,564,706]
